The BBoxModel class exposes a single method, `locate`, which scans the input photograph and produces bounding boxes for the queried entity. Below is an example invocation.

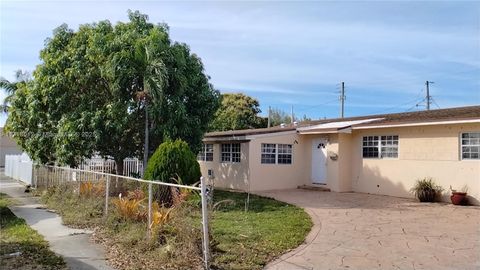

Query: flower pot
[417,189,436,202]
[451,192,467,205]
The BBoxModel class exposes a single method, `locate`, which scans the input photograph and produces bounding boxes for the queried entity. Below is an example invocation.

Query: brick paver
[258,190,480,270]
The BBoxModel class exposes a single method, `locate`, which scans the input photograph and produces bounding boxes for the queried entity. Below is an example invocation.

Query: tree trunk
[143,102,149,175]
[112,159,125,196]
[115,159,124,176]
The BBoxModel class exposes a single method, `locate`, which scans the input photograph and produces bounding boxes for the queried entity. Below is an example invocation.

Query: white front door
[311,139,327,184]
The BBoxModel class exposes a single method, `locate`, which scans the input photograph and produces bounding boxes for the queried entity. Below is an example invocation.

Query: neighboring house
[0,127,23,167]
[198,106,480,204]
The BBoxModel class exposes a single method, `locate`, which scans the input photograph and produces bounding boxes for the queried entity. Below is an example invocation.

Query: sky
[1,0,479,126]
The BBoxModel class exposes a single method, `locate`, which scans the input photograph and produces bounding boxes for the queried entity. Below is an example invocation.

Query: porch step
[298,185,331,192]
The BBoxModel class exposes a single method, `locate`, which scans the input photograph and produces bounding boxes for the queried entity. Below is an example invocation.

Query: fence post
[201,176,210,269]
[46,166,50,189]
[147,182,153,239]
[105,175,110,217]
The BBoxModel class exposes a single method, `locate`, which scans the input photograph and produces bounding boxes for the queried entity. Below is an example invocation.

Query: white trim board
[297,118,384,132]
[352,119,480,130]
[246,130,297,139]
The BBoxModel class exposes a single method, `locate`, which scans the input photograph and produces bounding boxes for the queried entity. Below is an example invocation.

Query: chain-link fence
[33,164,210,269]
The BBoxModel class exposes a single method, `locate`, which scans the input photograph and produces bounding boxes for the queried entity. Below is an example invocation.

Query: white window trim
[261,143,293,165]
[198,144,213,162]
[362,135,399,159]
[221,143,241,163]
[460,132,480,160]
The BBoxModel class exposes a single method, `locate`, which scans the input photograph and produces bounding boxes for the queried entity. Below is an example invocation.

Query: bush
[144,139,201,185]
[410,177,443,202]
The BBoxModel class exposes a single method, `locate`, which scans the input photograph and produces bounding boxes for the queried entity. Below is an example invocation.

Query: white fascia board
[297,118,384,132]
[352,119,480,130]
[298,127,353,135]
[245,130,297,140]
[297,130,340,135]
[203,135,248,142]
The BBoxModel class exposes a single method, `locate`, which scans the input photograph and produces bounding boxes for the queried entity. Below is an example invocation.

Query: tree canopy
[209,93,267,131]
[1,70,31,113]
[5,11,220,173]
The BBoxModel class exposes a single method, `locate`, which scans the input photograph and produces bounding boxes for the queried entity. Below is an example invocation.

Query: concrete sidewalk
[0,169,114,270]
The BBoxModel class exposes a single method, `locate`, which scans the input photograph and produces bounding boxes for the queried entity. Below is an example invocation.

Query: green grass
[41,186,104,227]
[0,193,66,270]
[211,191,312,270]
[41,187,312,270]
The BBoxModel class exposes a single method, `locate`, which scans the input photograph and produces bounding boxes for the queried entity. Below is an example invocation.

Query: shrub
[144,139,201,185]
[112,195,144,221]
[79,180,105,197]
[410,177,443,202]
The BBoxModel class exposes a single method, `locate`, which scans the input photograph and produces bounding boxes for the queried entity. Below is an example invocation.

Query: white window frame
[362,135,399,159]
[197,144,213,162]
[460,132,480,160]
[221,143,241,163]
[261,143,276,164]
[261,143,293,165]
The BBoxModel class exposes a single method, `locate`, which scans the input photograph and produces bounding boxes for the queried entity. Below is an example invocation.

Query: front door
[311,139,327,184]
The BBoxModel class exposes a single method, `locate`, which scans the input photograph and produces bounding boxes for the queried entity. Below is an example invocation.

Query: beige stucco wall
[198,142,250,190]
[248,132,309,191]
[299,133,353,193]
[200,123,480,204]
[350,123,480,204]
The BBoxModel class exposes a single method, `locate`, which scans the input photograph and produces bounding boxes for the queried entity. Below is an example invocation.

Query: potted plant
[410,178,443,202]
[450,186,468,205]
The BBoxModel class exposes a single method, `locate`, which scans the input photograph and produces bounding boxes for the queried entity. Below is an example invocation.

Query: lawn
[0,193,66,270]
[211,190,312,269]
[40,187,312,270]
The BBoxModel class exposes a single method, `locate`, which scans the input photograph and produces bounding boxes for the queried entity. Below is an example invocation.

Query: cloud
[1,1,478,120]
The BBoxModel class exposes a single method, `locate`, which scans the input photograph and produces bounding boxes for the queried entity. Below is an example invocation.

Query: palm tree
[1,70,30,113]
[135,45,167,172]
[1,77,16,113]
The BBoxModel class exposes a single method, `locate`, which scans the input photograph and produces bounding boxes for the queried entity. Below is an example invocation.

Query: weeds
[79,180,105,197]
[0,193,66,269]
[112,195,145,221]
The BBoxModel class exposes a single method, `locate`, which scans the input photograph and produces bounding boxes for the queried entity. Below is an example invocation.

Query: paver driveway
[257,189,480,270]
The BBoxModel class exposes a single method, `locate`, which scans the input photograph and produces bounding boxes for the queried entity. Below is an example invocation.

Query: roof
[204,105,480,138]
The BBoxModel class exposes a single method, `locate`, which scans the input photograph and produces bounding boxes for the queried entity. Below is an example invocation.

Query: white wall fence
[4,153,33,185]
[77,157,144,177]
[4,154,143,185]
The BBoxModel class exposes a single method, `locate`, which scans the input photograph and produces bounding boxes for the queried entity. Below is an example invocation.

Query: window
[380,135,399,158]
[362,136,379,158]
[261,143,276,164]
[362,135,398,158]
[197,144,213,161]
[221,143,241,163]
[261,143,293,164]
[461,132,480,159]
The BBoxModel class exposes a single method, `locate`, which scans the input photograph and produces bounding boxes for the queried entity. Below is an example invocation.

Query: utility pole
[267,106,271,128]
[340,82,346,118]
[425,81,433,111]
[290,105,294,124]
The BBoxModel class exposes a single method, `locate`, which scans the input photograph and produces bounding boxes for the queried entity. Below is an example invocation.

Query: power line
[432,98,441,109]
[367,88,425,115]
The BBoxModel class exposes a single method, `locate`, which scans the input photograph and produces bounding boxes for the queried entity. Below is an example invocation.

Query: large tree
[5,11,220,174]
[209,93,267,131]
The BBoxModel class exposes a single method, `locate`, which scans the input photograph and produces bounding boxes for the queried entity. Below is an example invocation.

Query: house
[0,127,23,167]
[198,106,480,204]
